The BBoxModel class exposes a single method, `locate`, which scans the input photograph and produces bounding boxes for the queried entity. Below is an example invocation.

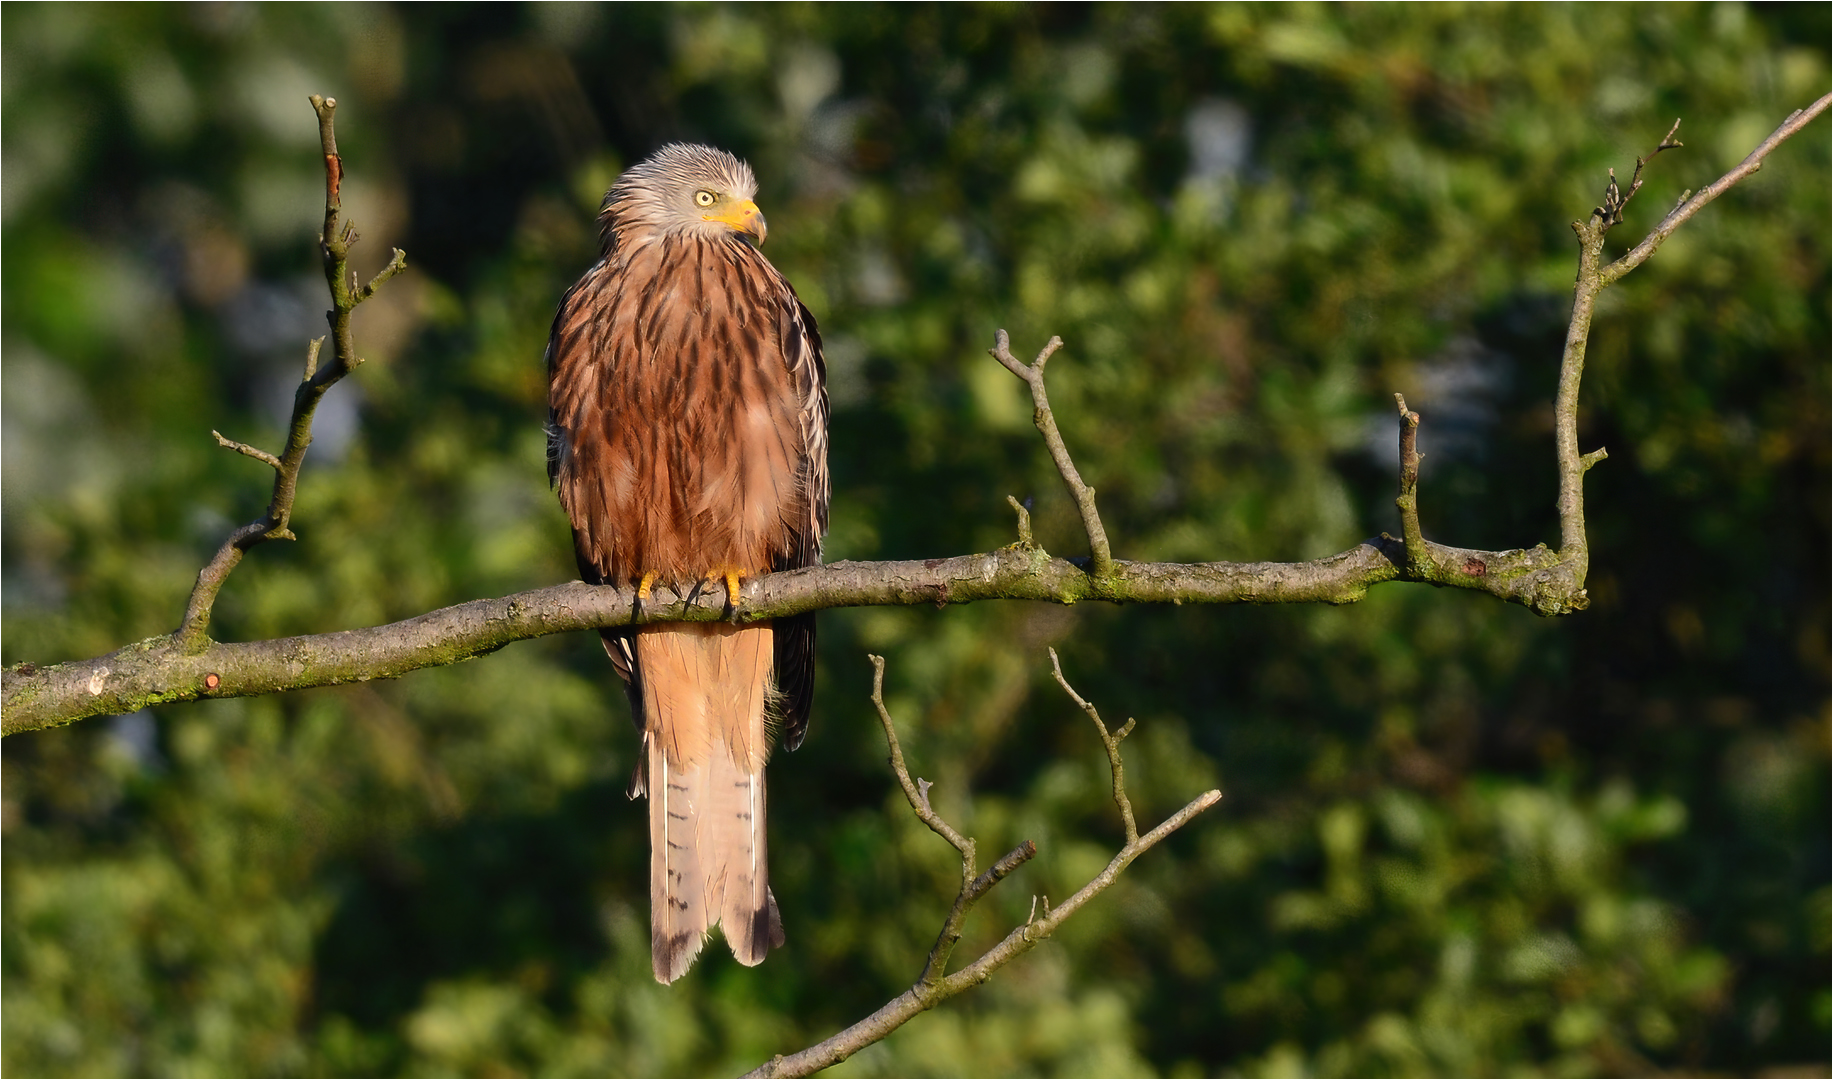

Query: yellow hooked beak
[704,198,768,245]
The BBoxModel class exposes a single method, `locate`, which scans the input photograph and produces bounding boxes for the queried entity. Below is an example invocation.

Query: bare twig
[1048,648,1137,844]
[210,431,283,471]
[174,97,407,647]
[872,654,1028,981]
[869,654,972,861]
[990,330,1115,580]
[1550,95,1828,595]
[868,654,1030,987]
[1595,117,1685,226]
[1603,93,1830,284]
[746,656,1221,1078]
[1005,494,1036,550]
[1393,394,1427,578]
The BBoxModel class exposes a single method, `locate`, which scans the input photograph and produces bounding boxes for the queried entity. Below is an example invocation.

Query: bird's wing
[769,286,828,752]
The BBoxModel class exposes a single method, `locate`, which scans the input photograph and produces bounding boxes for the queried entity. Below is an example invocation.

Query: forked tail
[634,622,785,983]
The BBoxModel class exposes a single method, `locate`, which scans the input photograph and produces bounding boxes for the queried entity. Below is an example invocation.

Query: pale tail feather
[636,623,784,983]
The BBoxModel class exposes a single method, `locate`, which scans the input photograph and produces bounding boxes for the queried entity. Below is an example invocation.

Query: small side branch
[1005,495,1036,550]
[1048,648,1137,844]
[211,431,282,471]
[747,655,1220,1079]
[990,330,1115,579]
[1551,96,1826,589]
[868,654,1029,989]
[1603,93,1830,285]
[1594,117,1685,227]
[1393,394,1428,577]
[175,96,406,646]
[869,654,972,862]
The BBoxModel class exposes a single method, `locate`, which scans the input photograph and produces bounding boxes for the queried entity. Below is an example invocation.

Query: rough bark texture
[2,535,1591,735]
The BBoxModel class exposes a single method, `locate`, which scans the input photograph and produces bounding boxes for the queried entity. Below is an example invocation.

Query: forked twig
[176,96,407,646]
[1382,96,1828,604]
[1603,95,1830,284]
[1547,100,1828,592]
[867,655,1029,987]
[1596,117,1685,226]
[747,655,1221,1078]
[990,330,1115,579]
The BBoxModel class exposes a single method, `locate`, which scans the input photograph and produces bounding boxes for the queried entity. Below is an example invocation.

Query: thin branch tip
[1395,399,1428,577]
[1034,335,1064,369]
[211,431,283,471]
[870,653,972,857]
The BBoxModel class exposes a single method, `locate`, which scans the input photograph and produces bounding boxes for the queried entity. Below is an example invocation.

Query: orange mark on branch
[324,153,343,205]
[204,672,221,691]
[1462,558,1487,577]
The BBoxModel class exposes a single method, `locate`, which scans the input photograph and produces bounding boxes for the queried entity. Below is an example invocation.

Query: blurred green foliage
[3,4,1827,1076]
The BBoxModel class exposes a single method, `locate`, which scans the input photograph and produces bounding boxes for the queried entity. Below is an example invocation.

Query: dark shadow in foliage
[310,778,635,1039]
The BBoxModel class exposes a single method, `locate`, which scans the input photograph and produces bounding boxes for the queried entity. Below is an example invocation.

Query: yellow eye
[694,190,716,207]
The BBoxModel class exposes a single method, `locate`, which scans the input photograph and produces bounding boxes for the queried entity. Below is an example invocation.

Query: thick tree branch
[176,96,407,646]
[746,656,1221,1078]
[2,538,1578,735]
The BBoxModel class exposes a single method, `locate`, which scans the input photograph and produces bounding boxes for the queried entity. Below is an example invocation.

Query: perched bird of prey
[545,144,828,983]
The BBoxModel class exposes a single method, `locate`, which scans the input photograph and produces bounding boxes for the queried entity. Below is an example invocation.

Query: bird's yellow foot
[698,566,750,613]
[635,570,658,602]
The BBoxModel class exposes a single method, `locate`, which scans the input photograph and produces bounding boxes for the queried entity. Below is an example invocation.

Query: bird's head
[601,143,768,249]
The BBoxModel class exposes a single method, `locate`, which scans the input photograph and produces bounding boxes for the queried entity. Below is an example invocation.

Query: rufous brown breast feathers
[545,143,829,983]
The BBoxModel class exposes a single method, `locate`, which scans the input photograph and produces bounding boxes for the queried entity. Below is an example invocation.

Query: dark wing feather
[769,292,829,752]
[544,267,599,492]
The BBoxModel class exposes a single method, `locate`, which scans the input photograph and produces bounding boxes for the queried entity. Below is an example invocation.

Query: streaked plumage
[546,143,828,983]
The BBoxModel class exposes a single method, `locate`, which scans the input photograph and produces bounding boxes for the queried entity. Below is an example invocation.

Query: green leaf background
[3,4,1826,1076]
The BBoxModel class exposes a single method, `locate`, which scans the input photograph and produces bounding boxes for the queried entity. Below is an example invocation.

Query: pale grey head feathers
[602,143,765,249]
